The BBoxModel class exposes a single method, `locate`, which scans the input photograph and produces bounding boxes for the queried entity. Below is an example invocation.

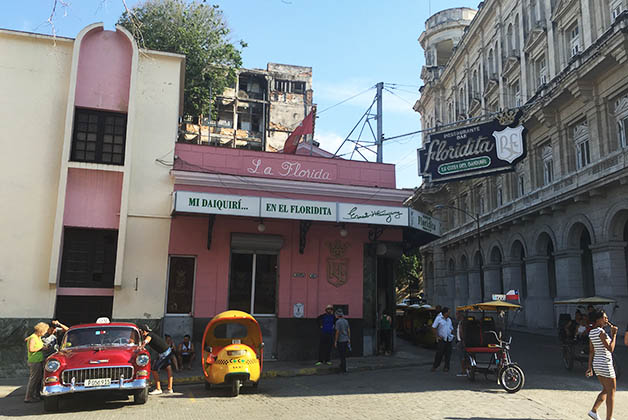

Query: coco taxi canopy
[172,191,441,237]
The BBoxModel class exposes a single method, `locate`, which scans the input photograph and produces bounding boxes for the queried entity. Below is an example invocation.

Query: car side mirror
[205,346,212,353]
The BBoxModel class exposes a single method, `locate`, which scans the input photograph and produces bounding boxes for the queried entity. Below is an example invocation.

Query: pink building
[167,144,440,359]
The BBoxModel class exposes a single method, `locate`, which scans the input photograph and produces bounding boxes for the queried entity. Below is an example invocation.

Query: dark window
[60,228,118,288]
[166,256,195,314]
[71,109,127,165]
[292,81,305,93]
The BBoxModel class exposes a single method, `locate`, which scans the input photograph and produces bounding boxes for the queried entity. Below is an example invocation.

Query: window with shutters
[573,122,591,169]
[71,109,127,165]
[60,228,118,288]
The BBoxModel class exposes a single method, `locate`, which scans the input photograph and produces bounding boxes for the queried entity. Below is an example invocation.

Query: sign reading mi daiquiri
[417,111,526,182]
[173,191,441,236]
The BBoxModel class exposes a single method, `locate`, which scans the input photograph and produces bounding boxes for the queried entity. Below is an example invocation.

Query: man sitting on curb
[140,326,174,395]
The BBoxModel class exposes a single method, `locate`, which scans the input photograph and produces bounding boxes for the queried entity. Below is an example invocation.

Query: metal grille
[62,366,133,385]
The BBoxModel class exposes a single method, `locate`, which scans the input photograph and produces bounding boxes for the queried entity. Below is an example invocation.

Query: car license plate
[84,378,111,387]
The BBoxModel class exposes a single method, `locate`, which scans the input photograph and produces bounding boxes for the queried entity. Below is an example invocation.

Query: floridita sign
[417,111,527,182]
[173,191,440,236]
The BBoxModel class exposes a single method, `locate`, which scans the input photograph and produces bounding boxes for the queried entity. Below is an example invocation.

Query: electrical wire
[317,85,376,115]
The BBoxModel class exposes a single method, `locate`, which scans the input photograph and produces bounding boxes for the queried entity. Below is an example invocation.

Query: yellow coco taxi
[201,311,263,396]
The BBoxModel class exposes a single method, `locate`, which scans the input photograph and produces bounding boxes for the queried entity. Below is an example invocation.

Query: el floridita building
[410,1,628,329]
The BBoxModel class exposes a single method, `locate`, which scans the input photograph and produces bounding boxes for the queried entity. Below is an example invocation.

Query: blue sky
[1,0,479,188]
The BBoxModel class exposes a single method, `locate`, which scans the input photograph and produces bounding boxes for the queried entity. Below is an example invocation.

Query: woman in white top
[586,310,618,420]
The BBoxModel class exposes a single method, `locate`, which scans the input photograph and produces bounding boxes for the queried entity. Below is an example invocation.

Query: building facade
[411,1,628,329]
[182,63,314,152]
[167,143,438,359]
[0,24,184,375]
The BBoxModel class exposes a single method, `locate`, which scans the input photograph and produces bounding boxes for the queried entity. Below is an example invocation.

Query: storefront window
[166,256,195,314]
[229,252,277,315]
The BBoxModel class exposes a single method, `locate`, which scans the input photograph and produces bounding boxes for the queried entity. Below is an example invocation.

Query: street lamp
[434,204,484,302]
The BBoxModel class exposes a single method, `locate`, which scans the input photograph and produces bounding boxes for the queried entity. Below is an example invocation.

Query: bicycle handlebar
[487,330,512,346]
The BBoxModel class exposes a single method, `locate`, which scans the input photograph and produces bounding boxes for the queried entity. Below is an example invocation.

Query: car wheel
[231,379,241,397]
[134,387,148,404]
[43,396,59,412]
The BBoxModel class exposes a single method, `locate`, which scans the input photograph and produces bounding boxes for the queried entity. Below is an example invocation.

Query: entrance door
[229,252,278,359]
[164,256,196,343]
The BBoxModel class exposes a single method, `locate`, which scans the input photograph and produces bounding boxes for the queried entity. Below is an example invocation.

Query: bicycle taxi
[201,310,263,396]
[554,296,621,378]
[457,300,525,393]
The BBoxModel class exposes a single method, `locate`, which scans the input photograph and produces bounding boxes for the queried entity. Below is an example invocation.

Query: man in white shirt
[431,307,454,372]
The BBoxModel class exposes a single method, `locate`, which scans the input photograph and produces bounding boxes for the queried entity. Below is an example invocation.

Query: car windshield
[62,326,139,349]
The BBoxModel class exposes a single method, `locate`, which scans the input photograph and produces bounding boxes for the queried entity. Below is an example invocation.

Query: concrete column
[580,0,593,48]
[554,249,584,298]
[422,253,434,303]
[524,256,554,328]
[454,270,469,309]
[502,261,521,293]
[483,264,502,298]
[503,261,525,326]
[590,241,628,296]
[432,247,452,308]
[468,268,482,303]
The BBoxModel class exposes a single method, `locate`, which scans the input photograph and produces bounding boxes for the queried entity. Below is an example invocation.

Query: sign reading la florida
[418,111,526,182]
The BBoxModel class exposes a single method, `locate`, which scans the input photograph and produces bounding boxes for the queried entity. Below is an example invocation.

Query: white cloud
[314,130,345,155]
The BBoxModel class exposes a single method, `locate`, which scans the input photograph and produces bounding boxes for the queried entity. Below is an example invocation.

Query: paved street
[1,333,626,419]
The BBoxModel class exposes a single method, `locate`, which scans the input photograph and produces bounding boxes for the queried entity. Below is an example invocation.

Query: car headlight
[45,359,61,373]
[136,354,150,366]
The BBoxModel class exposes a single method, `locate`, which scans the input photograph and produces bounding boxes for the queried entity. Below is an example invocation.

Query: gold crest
[496,110,517,126]
[326,240,350,287]
[327,240,350,258]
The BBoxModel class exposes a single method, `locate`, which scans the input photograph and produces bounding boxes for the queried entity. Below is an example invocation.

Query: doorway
[228,250,279,359]
[164,256,196,343]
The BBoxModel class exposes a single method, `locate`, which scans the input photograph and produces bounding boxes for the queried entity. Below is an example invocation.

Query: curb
[164,360,432,386]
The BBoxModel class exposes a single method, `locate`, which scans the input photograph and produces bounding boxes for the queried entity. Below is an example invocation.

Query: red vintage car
[41,319,151,412]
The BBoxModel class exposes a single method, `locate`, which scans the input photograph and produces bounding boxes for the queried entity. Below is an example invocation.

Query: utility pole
[376,81,383,163]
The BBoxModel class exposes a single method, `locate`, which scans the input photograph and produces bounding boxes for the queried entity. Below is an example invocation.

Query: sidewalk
[0,337,434,391]
[165,337,434,386]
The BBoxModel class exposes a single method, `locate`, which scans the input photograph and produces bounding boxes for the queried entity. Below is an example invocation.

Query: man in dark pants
[140,326,174,394]
[316,304,336,365]
[334,309,351,373]
[431,307,454,372]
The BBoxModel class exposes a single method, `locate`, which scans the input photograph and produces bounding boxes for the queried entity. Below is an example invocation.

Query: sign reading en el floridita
[417,111,527,182]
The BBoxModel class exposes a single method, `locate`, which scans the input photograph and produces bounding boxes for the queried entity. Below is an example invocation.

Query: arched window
[507,23,514,55]
[514,15,520,51]
[488,49,495,77]
[580,229,595,296]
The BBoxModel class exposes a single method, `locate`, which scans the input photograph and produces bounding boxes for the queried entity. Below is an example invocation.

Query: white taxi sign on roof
[96,317,111,324]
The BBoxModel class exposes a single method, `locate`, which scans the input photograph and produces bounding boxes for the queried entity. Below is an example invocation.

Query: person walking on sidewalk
[334,309,351,373]
[24,322,49,403]
[586,310,618,420]
[140,326,174,395]
[316,304,336,366]
[379,311,393,355]
[431,307,454,372]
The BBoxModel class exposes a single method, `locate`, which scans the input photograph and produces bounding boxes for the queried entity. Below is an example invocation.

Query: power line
[317,85,375,115]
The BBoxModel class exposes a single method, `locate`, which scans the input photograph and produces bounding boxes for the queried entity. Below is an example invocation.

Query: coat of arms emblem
[326,240,350,288]
[493,125,525,163]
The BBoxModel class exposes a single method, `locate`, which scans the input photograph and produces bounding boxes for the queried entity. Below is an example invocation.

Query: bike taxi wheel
[231,379,241,397]
[499,364,525,393]
[467,366,476,382]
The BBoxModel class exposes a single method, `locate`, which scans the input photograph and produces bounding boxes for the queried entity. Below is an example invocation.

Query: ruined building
[183,63,314,152]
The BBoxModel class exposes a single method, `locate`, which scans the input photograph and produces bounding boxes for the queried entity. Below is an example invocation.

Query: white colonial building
[410,1,628,329]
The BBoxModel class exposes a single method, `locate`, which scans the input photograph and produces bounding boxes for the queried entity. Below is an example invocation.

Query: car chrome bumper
[42,379,148,396]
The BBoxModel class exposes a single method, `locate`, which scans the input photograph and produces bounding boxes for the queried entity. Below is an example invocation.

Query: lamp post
[434,204,484,302]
